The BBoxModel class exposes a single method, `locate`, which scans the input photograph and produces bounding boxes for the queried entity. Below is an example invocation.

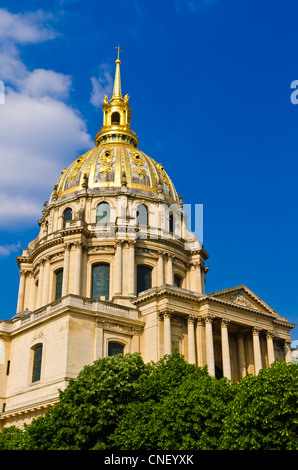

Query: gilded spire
[112,45,122,98]
[95,47,139,148]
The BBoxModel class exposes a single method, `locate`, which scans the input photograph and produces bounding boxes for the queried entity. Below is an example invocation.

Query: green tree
[109,367,236,450]
[25,352,148,450]
[0,426,27,450]
[0,353,297,450]
[220,361,298,450]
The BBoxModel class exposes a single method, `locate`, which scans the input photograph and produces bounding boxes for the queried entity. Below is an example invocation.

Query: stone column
[187,315,196,364]
[237,333,247,379]
[253,327,263,374]
[127,241,136,296]
[131,328,141,353]
[42,257,50,305]
[163,310,172,355]
[204,315,215,377]
[284,340,292,363]
[166,254,173,285]
[196,318,204,367]
[221,319,231,380]
[94,319,104,360]
[189,262,203,293]
[195,262,203,294]
[114,241,123,295]
[17,270,26,312]
[36,261,44,308]
[62,243,71,297]
[266,331,275,366]
[157,251,165,286]
[73,242,83,296]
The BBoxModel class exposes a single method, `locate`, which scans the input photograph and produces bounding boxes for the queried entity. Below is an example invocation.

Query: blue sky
[0,0,297,342]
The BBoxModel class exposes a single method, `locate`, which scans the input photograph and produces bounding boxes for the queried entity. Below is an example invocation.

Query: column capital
[126,239,136,248]
[159,309,174,320]
[74,241,85,249]
[95,318,104,328]
[131,327,142,336]
[190,260,204,270]
[187,314,196,324]
[253,326,262,336]
[266,330,274,339]
[158,250,167,258]
[196,317,204,326]
[202,313,215,324]
[64,242,72,251]
[221,318,230,328]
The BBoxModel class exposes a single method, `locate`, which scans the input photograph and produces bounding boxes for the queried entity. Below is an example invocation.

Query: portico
[136,284,294,380]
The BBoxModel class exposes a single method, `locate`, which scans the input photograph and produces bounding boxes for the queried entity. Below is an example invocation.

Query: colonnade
[159,311,292,378]
[17,235,208,313]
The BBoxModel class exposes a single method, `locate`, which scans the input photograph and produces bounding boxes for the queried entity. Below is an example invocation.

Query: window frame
[91,262,110,300]
[137,264,152,295]
[54,268,63,300]
[96,201,110,225]
[31,343,43,383]
[63,207,73,228]
[107,341,125,357]
[136,204,148,227]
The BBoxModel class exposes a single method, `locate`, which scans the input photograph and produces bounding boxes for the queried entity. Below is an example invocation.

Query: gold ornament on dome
[156,163,170,191]
[98,150,114,177]
[68,151,89,184]
[131,151,147,181]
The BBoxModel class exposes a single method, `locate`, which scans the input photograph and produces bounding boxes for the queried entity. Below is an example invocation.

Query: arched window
[108,342,124,356]
[111,111,120,125]
[55,268,63,300]
[96,202,110,224]
[137,265,152,295]
[63,207,72,228]
[169,212,174,234]
[32,344,43,382]
[174,274,182,288]
[136,204,148,227]
[92,263,110,300]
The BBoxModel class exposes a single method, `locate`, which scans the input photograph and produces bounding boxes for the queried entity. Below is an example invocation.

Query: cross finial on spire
[115,45,122,61]
[112,46,123,98]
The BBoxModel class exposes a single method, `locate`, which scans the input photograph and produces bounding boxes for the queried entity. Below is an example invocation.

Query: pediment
[207,285,277,315]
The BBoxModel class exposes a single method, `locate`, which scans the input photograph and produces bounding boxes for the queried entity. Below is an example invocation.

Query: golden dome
[56,143,179,203]
[54,48,179,204]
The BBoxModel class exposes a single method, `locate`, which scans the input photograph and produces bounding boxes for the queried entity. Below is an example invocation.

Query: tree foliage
[0,352,297,450]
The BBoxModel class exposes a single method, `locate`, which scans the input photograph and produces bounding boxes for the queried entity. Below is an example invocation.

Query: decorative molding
[228,293,255,309]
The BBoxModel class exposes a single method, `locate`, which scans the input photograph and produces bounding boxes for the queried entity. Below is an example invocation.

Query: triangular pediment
[207,285,277,315]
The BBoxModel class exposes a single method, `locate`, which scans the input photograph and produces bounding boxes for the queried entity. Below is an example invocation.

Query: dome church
[0,50,295,428]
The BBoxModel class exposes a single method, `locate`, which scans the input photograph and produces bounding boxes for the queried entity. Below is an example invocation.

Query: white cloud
[0,8,56,44]
[21,69,72,100]
[0,43,27,87]
[90,63,113,107]
[0,241,21,258]
[0,89,91,188]
[0,9,93,229]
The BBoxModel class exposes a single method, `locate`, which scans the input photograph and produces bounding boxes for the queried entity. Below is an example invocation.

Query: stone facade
[0,53,295,429]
